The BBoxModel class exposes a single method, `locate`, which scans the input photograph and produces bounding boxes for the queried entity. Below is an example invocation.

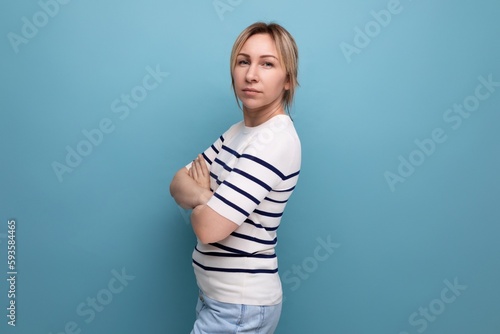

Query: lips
[242,88,261,93]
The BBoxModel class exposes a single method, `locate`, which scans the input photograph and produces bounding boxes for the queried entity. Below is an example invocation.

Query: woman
[170,22,301,333]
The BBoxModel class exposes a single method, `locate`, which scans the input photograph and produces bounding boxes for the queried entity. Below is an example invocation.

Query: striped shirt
[190,114,301,306]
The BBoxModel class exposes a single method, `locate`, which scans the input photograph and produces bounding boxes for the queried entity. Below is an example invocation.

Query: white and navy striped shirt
[190,114,301,305]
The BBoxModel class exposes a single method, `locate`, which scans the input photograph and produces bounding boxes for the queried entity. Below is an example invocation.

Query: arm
[191,205,239,244]
[191,128,299,244]
[169,155,212,209]
[170,154,239,243]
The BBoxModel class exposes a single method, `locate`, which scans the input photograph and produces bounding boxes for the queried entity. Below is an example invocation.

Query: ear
[284,74,291,91]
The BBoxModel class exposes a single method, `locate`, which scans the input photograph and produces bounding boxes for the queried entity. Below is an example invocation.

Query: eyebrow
[237,53,279,60]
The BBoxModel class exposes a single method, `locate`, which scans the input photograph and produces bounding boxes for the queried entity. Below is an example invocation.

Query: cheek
[233,70,246,85]
[271,76,288,93]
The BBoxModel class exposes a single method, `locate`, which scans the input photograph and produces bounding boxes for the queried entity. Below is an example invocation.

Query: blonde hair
[230,22,299,114]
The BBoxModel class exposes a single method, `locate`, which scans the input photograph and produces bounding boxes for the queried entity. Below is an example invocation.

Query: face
[233,33,290,115]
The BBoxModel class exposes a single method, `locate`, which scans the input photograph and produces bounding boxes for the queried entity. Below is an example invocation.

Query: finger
[198,154,209,176]
[191,160,198,179]
[197,155,207,176]
[194,156,202,177]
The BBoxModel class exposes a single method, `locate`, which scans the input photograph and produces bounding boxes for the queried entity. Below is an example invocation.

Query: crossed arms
[169,154,239,244]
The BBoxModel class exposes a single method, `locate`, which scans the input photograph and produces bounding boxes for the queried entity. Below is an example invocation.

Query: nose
[245,64,259,83]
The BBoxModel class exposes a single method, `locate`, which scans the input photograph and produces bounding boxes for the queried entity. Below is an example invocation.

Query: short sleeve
[206,128,301,225]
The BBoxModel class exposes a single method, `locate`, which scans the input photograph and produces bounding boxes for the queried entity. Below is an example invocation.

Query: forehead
[239,33,278,57]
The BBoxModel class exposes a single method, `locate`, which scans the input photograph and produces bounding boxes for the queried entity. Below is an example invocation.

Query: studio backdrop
[1,0,499,333]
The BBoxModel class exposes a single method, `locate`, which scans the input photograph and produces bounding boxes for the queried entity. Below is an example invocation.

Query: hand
[188,154,211,191]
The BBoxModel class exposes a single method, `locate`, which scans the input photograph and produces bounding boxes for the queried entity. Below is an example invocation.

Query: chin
[242,104,266,112]
[239,100,262,110]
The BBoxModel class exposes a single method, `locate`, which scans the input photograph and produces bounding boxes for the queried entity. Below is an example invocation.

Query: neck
[242,102,286,127]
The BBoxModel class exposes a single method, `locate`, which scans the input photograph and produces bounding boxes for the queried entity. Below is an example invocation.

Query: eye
[263,62,274,68]
[238,59,249,66]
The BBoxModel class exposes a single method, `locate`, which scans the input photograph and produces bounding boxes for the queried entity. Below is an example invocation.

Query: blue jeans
[191,290,282,334]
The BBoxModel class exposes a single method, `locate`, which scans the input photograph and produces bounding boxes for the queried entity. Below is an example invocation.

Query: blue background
[1,0,499,333]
